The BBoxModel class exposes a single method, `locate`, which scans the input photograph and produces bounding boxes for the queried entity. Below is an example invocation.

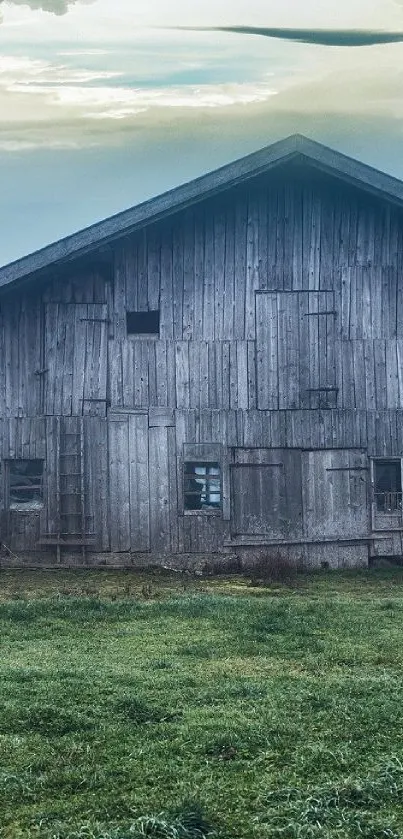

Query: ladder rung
[59,454,80,458]
[59,443,81,454]
[60,491,81,496]
[58,531,94,536]
[38,538,95,546]
[59,472,82,476]
[60,513,86,517]
[40,530,95,536]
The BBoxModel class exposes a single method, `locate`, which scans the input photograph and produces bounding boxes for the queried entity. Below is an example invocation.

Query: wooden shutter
[256,291,337,409]
[302,449,369,539]
[44,303,108,415]
[230,448,303,539]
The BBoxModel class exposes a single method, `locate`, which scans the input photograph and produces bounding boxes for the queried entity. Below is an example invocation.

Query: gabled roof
[1,133,403,290]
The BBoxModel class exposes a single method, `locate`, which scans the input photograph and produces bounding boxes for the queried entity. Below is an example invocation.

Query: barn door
[256,291,337,409]
[230,448,303,539]
[108,414,150,552]
[44,303,108,415]
[302,449,369,539]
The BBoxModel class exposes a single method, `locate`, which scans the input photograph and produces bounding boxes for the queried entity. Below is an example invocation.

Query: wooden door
[256,291,337,409]
[108,414,150,552]
[230,448,303,539]
[302,449,369,539]
[44,303,108,415]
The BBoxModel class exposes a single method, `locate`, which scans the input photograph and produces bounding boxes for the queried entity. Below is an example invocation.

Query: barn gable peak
[1,133,403,290]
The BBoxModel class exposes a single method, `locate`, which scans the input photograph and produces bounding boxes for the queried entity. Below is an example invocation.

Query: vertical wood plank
[129,414,150,551]
[149,425,170,553]
[256,292,278,409]
[108,417,130,552]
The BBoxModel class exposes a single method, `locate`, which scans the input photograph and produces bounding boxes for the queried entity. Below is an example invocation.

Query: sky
[1,0,403,264]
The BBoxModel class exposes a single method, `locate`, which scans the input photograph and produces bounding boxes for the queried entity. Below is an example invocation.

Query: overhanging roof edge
[1,133,403,289]
[0,136,300,289]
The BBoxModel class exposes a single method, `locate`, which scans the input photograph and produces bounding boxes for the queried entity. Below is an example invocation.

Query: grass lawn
[1,568,403,838]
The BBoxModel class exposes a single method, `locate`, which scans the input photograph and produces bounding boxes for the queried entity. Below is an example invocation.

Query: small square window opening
[374,459,402,513]
[126,310,160,336]
[8,460,44,510]
[184,462,221,511]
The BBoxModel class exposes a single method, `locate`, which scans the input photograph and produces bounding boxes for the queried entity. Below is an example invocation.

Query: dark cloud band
[177,26,403,47]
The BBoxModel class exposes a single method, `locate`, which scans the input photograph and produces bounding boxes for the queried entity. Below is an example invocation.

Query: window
[374,459,402,512]
[126,310,160,336]
[7,460,44,510]
[184,462,221,512]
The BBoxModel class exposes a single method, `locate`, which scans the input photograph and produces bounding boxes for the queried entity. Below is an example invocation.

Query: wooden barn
[1,133,403,569]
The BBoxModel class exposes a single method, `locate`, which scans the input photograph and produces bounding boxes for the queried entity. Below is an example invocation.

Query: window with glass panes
[373,459,402,512]
[184,462,221,511]
[7,460,44,510]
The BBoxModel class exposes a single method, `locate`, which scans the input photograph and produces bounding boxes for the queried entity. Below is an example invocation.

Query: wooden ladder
[39,417,95,562]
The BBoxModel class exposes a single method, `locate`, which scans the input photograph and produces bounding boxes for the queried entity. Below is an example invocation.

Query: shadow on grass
[0,703,94,736]
[32,801,214,839]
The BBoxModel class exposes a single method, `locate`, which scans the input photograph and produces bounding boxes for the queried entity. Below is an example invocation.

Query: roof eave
[296,139,403,206]
[1,133,403,290]
[0,136,302,290]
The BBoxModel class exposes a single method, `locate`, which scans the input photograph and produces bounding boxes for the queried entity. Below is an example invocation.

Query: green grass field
[1,567,403,838]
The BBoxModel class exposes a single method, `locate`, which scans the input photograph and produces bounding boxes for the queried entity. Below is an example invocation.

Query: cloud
[0,0,93,17]
[0,51,279,147]
[178,25,403,47]
[1,53,402,153]
[1,17,403,154]
[0,54,121,83]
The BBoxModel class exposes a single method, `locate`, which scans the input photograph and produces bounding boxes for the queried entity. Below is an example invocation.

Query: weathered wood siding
[44,303,108,416]
[301,449,369,539]
[231,448,303,539]
[0,165,403,563]
[109,171,403,416]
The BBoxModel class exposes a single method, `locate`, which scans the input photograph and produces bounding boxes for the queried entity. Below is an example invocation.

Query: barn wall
[2,171,403,417]
[1,407,402,561]
[1,167,403,564]
[110,172,403,414]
